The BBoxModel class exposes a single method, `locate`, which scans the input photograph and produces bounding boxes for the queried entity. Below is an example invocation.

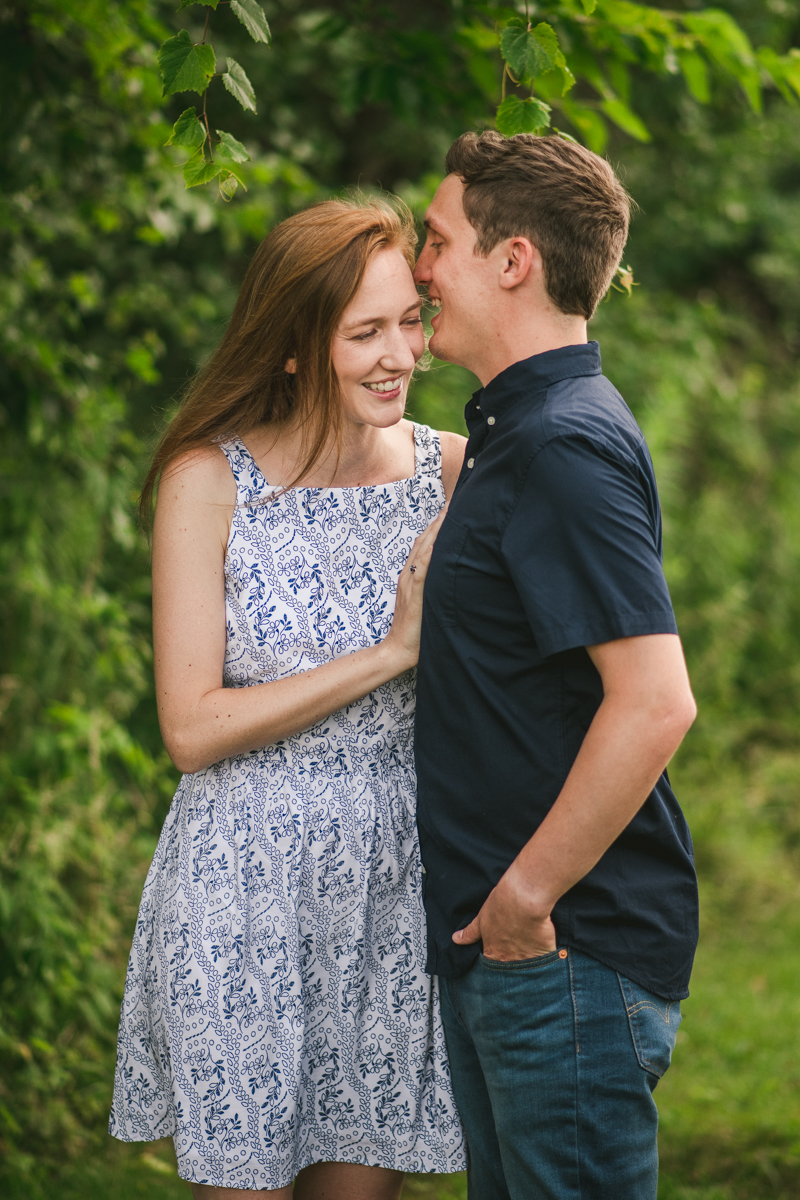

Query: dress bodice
[217,424,445,759]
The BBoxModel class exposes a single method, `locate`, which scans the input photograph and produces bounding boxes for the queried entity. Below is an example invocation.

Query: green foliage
[166,107,206,150]
[488,0,800,148]
[146,0,782,188]
[157,29,215,96]
[156,1,268,198]
[496,94,552,135]
[500,19,574,91]
[216,130,251,163]
[222,56,257,113]
[230,0,271,46]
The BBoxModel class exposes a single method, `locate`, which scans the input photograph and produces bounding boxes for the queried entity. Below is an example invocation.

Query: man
[412,131,699,1200]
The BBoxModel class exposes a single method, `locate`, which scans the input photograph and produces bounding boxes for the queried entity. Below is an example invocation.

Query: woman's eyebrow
[342,299,423,330]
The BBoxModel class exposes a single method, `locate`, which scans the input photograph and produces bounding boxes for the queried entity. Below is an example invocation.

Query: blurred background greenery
[2,1,800,1196]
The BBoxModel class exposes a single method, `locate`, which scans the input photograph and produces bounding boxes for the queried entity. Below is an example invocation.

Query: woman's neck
[243,416,416,489]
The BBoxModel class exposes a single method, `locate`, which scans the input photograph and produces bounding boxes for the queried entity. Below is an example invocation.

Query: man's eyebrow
[423,216,445,234]
[342,298,423,329]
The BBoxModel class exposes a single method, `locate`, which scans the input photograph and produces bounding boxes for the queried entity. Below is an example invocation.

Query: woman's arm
[152,448,445,774]
[439,430,468,500]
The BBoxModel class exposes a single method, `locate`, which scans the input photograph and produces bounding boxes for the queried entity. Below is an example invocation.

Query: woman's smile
[363,375,404,397]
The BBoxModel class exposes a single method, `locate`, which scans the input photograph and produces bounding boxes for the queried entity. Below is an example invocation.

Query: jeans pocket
[480,949,563,970]
[617,974,681,1079]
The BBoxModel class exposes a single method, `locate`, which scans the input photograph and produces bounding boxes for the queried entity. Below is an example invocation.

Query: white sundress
[109,423,466,1189]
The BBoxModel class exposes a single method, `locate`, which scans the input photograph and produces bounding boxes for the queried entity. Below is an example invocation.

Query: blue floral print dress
[109,423,465,1189]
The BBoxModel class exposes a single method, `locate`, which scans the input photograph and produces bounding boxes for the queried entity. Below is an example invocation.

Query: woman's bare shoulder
[438,429,468,499]
[158,444,236,508]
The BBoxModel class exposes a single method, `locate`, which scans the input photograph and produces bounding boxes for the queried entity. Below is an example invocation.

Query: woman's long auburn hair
[139,197,417,526]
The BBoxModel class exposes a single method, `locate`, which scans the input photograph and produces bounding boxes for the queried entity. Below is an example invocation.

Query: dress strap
[413,422,443,482]
[216,437,268,504]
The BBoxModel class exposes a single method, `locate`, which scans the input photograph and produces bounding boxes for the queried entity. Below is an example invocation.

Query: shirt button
[487,416,496,426]
[467,458,475,469]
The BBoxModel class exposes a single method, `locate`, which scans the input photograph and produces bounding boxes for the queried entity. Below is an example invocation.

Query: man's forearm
[504,688,694,917]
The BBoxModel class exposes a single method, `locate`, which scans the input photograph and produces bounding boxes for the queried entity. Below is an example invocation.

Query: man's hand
[453,864,557,961]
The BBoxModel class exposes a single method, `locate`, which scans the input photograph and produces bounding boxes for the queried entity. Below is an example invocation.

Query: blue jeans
[439,948,681,1200]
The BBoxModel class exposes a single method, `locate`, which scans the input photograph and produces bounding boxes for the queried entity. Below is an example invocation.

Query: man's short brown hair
[445,131,631,320]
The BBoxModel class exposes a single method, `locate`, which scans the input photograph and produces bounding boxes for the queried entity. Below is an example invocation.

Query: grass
[36,766,800,1200]
[50,894,800,1200]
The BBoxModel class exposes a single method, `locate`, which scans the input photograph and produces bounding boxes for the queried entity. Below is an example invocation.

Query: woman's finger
[404,506,450,571]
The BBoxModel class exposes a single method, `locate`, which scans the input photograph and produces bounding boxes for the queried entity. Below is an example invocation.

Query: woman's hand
[383,505,449,674]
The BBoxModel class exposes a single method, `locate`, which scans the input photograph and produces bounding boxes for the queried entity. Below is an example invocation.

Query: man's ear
[285,357,297,374]
[498,237,540,291]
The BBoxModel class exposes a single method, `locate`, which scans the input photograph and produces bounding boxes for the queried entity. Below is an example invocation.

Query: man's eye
[430,241,443,251]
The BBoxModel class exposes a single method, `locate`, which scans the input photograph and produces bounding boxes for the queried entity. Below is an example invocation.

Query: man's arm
[455,632,697,960]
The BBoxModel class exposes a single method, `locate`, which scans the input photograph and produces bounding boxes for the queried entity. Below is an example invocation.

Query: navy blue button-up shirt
[415,342,698,1000]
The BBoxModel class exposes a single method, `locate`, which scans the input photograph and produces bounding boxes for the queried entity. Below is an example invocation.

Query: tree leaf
[222,58,257,112]
[501,21,573,94]
[178,0,220,9]
[678,51,710,104]
[684,10,761,112]
[219,173,239,201]
[500,20,554,80]
[183,155,223,188]
[157,30,216,97]
[219,165,247,195]
[230,0,271,45]
[166,107,207,151]
[600,98,651,141]
[580,0,597,12]
[758,47,800,103]
[496,96,552,136]
[215,130,251,163]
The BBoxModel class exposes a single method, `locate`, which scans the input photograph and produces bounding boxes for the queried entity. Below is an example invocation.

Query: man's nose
[413,248,431,284]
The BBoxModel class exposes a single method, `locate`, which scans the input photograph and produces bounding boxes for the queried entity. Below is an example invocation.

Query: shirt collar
[465,341,602,425]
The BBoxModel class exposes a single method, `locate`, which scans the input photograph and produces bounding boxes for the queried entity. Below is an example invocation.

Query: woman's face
[330,247,424,430]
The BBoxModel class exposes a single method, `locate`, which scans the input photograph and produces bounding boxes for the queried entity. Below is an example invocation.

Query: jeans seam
[449,976,470,1036]
[568,951,583,1197]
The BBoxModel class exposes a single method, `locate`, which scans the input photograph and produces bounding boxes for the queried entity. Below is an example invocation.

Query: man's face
[414,173,496,370]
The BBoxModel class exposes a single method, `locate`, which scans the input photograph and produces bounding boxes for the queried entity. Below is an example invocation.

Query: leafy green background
[2,1,800,1197]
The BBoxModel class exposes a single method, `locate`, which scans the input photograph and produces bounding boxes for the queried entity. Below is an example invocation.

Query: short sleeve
[501,435,677,657]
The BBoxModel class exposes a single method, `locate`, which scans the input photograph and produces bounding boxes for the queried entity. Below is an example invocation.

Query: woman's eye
[404,317,423,328]
[354,329,377,341]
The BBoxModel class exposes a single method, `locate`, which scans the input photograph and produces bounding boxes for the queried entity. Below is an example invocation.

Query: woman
[109,197,467,1198]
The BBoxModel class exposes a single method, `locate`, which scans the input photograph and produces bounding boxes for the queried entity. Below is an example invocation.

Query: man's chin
[427,328,459,366]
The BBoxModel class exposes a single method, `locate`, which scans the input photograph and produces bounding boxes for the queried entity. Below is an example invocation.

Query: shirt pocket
[426,517,469,628]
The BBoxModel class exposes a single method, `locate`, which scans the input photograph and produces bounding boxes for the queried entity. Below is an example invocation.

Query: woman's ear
[285,357,297,374]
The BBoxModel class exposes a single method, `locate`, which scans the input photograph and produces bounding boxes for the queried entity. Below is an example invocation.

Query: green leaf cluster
[157,0,267,197]
[490,0,800,150]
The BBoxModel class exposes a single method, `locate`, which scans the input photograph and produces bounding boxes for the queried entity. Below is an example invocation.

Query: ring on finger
[409,564,417,574]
